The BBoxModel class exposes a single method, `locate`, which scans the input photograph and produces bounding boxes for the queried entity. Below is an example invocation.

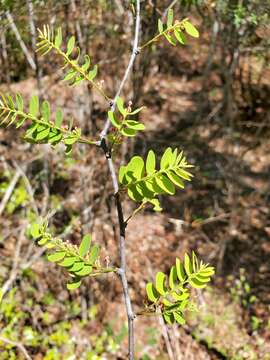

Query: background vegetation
[0,0,269,359]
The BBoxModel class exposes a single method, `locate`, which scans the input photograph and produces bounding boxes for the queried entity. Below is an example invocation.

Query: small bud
[105,256,110,267]
[98,80,105,88]
[127,101,133,113]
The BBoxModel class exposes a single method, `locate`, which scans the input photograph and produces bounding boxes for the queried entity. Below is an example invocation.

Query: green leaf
[146,150,156,175]
[64,134,78,145]
[146,283,159,303]
[167,171,185,189]
[55,27,62,48]
[158,19,163,33]
[45,242,56,249]
[184,254,193,276]
[63,69,77,82]
[151,178,165,194]
[174,311,186,325]
[67,278,81,290]
[199,267,215,277]
[136,182,155,199]
[24,123,38,138]
[81,55,91,72]
[184,21,199,38]
[128,106,145,115]
[38,237,48,245]
[36,126,50,141]
[189,278,207,289]
[65,145,73,155]
[176,258,186,282]
[175,168,193,181]
[163,312,174,324]
[29,95,39,116]
[55,108,63,128]
[155,272,167,295]
[7,95,14,109]
[88,244,100,264]
[148,198,162,212]
[126,156,144,181]
[125,120,145,130]
[120,128,137,137]
[48,131,62,145]
[75,264,93,276]
[69,261,84,272]
[192,251,198,272]
[167,8,174,28]
[169,265,178,290]
[79,234,92,257]
[30,223,41,238]
[160,147,173,169]
[47,251,66,262]
[59,256,76,267]
[116,97,126,116]
[155,175,175,195]
[119,165,127,184]
[88,65,98,81]
[16,93,24,111]
[162,298,174,307]
[71,75,85,86]
[108,110,121,129]
[171,290,189,301]
[164,33,177,46]
[174,29,186,45]
[195,274,211,283]
[41,101,50,122]
[66,36,75,56]
[127,185,143,202]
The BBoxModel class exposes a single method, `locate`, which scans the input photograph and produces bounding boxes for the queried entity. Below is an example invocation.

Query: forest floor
[0,62,270,359]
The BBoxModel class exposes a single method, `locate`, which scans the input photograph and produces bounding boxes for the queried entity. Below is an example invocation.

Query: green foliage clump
[145,252,215,325]
[108,97,145,138]
[0,93,94,154]
[119,147,193,211]
[36,25,108,100]
[30,222,116,290]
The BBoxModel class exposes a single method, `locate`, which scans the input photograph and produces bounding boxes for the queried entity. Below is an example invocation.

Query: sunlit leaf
[146,283,159,303]
[184,21,199,38]
[79,234,92,257]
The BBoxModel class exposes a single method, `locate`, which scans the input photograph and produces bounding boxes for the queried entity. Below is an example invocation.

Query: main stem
[102,140,135,359]
[99,1,141,358]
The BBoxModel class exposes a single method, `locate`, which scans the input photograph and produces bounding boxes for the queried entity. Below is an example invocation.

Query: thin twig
[5,10,36,70]
[0,170,20,216]
[162,0,178,22]
[13,161,39,216]
[100,0,141,139]
[1,228,25,298]
[158,316,175,360]
[0,336,32,360]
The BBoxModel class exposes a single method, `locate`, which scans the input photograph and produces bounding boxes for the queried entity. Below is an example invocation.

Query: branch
[0,169,20,217]
[1,228,25,299]
[100,0,141,139]
[36,27,111,102]
[0,336,32,360]
[5,10,36,71]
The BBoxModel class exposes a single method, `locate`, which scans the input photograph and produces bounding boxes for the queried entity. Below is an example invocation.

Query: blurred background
[0,0,269,359]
